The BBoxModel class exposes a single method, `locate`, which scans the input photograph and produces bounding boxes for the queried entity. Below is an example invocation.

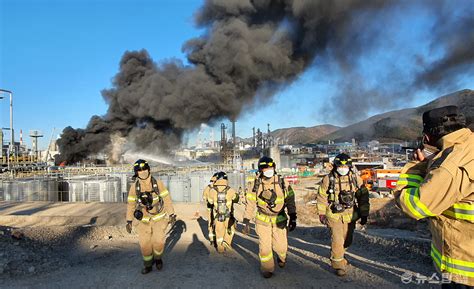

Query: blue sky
[1,0,472,149]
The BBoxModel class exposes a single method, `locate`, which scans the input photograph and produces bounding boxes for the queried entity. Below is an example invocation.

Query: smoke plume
[58,0,474,163]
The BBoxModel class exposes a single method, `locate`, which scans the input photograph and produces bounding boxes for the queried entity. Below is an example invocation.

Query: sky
[1,0,472,150]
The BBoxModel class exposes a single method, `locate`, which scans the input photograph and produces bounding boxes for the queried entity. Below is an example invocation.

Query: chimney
[232,120,236,149]
[252,127,256,147]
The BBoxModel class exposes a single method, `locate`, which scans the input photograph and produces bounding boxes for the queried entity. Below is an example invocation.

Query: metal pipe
[0,89,13,170]
[10,91,13,161]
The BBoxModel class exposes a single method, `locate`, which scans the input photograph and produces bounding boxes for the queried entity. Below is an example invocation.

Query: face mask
[337,167,350,176]
[137,170,150,180]
[263,169,274,178]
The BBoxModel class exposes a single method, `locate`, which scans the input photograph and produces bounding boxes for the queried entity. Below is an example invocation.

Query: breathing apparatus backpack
[215,186,231,222]
[133,176,164,221]
[328,171,358,214]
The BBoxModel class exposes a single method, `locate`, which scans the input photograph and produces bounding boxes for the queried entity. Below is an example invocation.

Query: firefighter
[207,172,239,253]
[395,106,473,288]
[317,153,370,277]
[125,159,176,274]
[243,156,297,278]
[203,173,218,245]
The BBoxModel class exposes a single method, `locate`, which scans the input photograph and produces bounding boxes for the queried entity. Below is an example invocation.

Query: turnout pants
[328,218,356,270]
[214,217,235,252]
[256,222,288,273]
[136,219,168,267]
[207,208,215,242]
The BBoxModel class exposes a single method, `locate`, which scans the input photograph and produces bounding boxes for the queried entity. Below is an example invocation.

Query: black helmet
[210,172,219,182]
[133,159,150,173]
[422,105,466,137]
[215,171,228,180]
[334,153,352,167]
[258,156,275,172]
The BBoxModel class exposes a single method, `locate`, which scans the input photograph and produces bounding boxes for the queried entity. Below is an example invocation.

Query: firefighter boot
[277,256,286,268]
[155,259,163,271]
[141,265,152,275]
[336,269,346,277]
[262,271,273,278]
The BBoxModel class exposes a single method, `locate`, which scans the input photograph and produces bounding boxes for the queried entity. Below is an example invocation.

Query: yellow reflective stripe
[276,251,287,259]
[317,203,327,211]
[159,190,169,198]
[257,199,267,206]
[443,210,474,222]
[400,174,424,182]
[275,196,285,204]
[216,237,224,242]
[127,196,137,202]
[431,244,474,277]
[443,202,474,222]
[331,256,345,262]
[396,180,421,188]
[246,192,257,201]
[397,174,424,188]
[141,217,151,223]
[143,255,153,261]
[153,196,160,201]
[401,188,435,219]
[151,212,166,221]
[259,252,273,262]
[256,212,277,223]
[153,249,164,256]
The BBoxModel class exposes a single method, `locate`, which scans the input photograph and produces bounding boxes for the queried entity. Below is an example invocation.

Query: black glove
[126,221,132,234]
[169,214,177,226]
[288,213,297,232]
[360,216,368,225]
[242,218,250,235]
[319,215,328,226]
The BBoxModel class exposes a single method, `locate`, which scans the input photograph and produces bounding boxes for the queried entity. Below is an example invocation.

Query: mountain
[270,124,340,144]
[318,89,474,142]
[239,124,340,145]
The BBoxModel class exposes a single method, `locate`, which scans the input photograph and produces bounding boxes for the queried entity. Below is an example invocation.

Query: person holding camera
[395,106,473,289]
[317,153,370,277]
[125,159,176,274]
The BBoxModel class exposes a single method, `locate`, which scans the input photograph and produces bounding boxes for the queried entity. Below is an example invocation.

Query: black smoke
[58,0,474,163]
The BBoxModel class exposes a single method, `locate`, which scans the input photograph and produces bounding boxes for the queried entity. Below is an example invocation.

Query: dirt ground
[0,195,440,289]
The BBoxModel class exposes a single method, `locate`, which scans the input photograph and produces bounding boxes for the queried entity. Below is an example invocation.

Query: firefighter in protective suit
[202,173,218,245]
[206,172,239,253]
[395,106,474,288]
[126,159,176,274]
[317,153,370,276]
[243,156,297,278]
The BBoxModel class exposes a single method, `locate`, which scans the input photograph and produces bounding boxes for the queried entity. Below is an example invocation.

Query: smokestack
[252,127,256,148]
[20,129,23,146]
[232,121,236,149]
[220,123,227,151]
